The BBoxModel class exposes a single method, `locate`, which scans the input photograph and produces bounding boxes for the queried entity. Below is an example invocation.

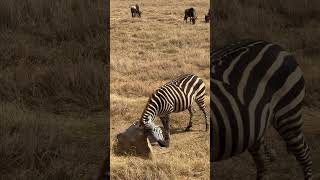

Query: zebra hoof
[158,140,170,148]
[185,126,192,132]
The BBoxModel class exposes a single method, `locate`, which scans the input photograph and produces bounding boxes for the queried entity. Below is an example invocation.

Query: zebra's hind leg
[264,144,277,162]
[196,98,209,131]
[185,107,193,131]
[160,115,170,147]
[275,118,313,180]
[249,141,272,180]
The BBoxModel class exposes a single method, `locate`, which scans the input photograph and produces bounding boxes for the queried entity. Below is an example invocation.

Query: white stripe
[211,92,233,159]
[212,79,244,153]
[258,103,270,140]
[177,87,187,111]
[268,67,303,126]
[183,76,193,94]
[270,67,303,112]
[238,43,274,105]
[210,106,220,160]
[187,78,199,106]
[223,47,249,84]
[276,87,305,118]
[277,109,302,128]
[248,51,288,145]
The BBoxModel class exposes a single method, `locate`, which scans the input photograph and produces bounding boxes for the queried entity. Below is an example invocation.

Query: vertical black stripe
[244,44,282,104]
[211,101,225,160]
[212,82,239,155]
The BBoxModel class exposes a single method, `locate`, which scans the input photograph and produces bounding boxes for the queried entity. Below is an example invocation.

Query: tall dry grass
[0,0,107,179]
[0,102,106,179]
[0,0,107,113]
[110,0,210,179]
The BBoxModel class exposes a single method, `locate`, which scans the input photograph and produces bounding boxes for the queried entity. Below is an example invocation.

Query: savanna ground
[110,0,210,179]
[212,0,320,179]
[0,0,107,179]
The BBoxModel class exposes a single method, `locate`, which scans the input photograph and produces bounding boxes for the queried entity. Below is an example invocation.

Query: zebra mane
[211,39,267,75]
[211,39,265,59]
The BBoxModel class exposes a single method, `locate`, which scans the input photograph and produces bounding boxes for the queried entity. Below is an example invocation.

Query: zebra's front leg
[160,115,170,147]
[249,141,272,180]
[185,107,194,131]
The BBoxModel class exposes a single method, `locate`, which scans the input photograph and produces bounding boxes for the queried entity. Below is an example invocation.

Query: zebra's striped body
[140,74,209,147]
[211,40,312,179]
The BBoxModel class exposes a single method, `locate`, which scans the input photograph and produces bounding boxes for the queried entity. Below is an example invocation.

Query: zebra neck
[141,105,158,124]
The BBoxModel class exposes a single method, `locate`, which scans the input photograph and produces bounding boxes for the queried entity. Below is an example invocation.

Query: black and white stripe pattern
[211,40,313,179]
[140,74,209,147]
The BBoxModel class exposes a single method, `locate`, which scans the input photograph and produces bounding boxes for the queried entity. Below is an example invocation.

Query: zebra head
[141,116,166,147]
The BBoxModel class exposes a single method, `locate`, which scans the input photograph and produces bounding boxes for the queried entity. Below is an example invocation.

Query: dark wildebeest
[131,4,141,18]
[184,8,197,24]
[205,9,211,23]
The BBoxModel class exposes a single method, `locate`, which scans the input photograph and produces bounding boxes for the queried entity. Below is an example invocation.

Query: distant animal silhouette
[205,9,211,23]
[131,4,142,18]
[184,8,197,24]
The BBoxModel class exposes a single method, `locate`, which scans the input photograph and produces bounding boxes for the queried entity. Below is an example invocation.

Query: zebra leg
[185,107,193,131]
[196,98,209,131]
[275,121,313,180]
[160,115,170,147]
[248,141,272,180]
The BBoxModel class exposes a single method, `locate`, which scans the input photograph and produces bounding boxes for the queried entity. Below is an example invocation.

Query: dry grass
[0,0,106,114]
[110,0,210,179]
[212,0,320,179]
[0,0,107,179]
[0,102,106,179]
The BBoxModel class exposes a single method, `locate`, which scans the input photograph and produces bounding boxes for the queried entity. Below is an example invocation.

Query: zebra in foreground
[139,74,209,147]
[211,40,313,179]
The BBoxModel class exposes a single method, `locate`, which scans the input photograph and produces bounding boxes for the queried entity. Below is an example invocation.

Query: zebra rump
[211,40,312,179]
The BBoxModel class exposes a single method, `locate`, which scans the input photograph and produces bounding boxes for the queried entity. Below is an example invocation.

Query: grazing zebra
[211,40,313,180]
[139,74,209,147]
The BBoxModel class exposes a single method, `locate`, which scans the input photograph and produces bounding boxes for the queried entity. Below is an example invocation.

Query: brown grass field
[212,0,320,179]
[110,0,210,179]
[0,0,107,179]
[1,0,319,179]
